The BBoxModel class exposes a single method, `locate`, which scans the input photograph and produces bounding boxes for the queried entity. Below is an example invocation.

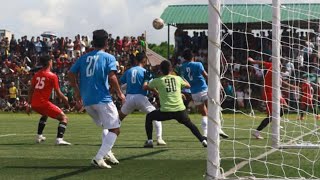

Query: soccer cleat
[157,138,167,146]
[55,138,71,145]
[91,158,111,169]
[104,151,119,165]
[143,140,154,148]
[252,131,264,139]
[219,129,229,139]
[202,140,208,147]
[36,135,46,143]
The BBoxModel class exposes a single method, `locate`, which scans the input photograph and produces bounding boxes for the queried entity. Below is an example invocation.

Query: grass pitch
[0,112,320,179]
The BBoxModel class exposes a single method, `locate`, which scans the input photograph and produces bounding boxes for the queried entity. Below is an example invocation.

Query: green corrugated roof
[160,4,320,29]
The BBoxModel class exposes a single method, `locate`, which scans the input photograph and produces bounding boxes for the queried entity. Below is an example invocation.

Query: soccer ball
[152,18,164,30]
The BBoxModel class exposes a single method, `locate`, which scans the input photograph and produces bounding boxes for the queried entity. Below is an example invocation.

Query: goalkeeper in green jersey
[143,60,207,148]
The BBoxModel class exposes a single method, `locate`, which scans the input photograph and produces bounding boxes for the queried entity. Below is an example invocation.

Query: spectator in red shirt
[122,36,131,52]
[115,36,122,53]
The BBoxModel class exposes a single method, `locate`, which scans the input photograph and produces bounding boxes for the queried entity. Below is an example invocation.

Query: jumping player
[248,57,297,139]
[143,60,207,148]
[69,29,125,168]
[27,55,71,145]
[180,49,229,138]
[119,52,166,145]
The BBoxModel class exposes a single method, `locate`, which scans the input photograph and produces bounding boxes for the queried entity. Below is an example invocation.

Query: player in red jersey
[27,55,71,145]
[248,57,297,139]
[298,76,320,120]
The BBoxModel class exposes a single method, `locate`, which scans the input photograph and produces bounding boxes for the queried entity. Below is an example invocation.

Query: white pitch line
[0,134,16,137]
[0,133,57,137]
[224,127,320,177]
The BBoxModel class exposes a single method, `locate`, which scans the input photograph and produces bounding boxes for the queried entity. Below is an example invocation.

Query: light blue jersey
[120,66,147,96]
[180,61,208,94]
[70,50,117,106]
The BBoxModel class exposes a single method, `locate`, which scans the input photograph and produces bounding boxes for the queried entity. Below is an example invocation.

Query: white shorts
[192,91,208,106]
[85,102,121,129]
[121,94,156,115]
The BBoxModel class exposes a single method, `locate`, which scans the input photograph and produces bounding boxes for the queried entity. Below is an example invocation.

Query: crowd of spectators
[0,32,146,112]
[0,27,319,113]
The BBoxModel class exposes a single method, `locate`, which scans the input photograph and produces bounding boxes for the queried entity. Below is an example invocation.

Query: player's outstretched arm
[247,57,263,65]
[282,79,299,90]
[109,71,125,104]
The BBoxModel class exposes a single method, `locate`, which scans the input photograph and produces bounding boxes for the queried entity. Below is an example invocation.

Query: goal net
[207,1,320,179]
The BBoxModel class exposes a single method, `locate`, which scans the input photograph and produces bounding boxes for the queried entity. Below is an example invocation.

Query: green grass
[0,112,320,179]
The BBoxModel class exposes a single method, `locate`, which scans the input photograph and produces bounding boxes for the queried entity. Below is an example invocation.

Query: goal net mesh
[215,2,320,179]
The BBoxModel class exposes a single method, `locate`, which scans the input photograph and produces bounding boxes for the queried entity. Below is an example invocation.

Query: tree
[148,42,174,59]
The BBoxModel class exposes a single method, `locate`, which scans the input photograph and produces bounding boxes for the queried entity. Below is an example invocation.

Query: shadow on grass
[0,143,36,146]
[6,149,168,180]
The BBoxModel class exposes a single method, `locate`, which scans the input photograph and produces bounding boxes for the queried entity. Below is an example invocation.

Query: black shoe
[219,130,229,139]
[143,140,154,148]
[202,140,207,147]
[219,133,229,139]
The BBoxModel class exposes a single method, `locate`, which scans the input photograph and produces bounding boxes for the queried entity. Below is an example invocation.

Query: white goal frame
[207,0,320,179]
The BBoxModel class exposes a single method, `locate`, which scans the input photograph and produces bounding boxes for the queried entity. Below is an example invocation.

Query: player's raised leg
[176,110,207,147]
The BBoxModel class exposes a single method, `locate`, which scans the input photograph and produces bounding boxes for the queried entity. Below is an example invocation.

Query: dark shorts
[8,98,16,105]
[147,109,190,124]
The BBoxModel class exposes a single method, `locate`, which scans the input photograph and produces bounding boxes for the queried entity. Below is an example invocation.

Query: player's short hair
[183,48,193,61]
[39,55,52,67]
[135,52,146,64]
[92,29,108,48]
[160,60,172,75]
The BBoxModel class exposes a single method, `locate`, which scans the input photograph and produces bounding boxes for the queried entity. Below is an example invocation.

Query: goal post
[207,0,222,179]
[271,0,281,149]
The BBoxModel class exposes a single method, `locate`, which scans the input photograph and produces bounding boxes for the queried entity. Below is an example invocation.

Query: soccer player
[180,49,229,138]
[119,52,166,145]
[298,76,320,120]
[248,57,296,139]
[27,55,71,145]
[69,29,125,169]
[143,60,207,148]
